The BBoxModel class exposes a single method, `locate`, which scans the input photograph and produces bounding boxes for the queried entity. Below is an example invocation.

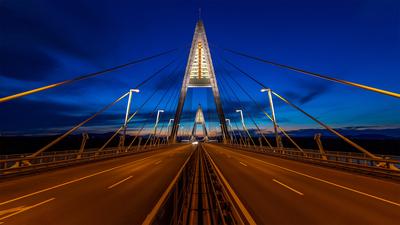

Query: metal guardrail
[0,144,173,176]
[223,144,400,179]
[0,149,89,160]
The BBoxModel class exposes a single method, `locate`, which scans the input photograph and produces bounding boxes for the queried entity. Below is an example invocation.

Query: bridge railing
[223,143,400,178]
[0,143,173,176]
[0,149,86,160]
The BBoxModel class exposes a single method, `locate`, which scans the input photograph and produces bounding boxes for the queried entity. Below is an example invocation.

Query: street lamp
[167,119,174,141]
[154,109,164,136]
[123,89,140,145]
[235,109,246,129]
[236,109,254,147]
[261,88,279,147]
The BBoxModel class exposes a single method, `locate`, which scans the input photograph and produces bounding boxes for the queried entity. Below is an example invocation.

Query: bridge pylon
[170,20,229,143]
[190,104,209,142]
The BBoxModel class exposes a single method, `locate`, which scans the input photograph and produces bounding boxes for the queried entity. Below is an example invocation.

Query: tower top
[198,8,202,20]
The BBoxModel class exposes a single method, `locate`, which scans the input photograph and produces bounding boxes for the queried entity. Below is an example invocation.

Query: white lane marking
[0,198,55,222]
[154,160,162,165]
[273,179,304,196]
[0,146,191,206]
[223,147,400,207]
[239,161,248,167]
[0,206,25,216]
[107,176,133,189]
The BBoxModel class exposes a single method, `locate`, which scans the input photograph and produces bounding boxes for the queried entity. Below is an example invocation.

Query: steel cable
[0,48,178,103]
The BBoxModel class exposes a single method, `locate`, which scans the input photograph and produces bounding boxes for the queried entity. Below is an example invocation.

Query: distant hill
[249,128,400,139]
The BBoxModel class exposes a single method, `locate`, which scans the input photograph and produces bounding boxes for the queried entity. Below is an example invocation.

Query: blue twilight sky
[0,0,399,136]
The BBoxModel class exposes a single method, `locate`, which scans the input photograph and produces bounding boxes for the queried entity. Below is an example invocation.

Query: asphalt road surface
[1,143,399,225]
[0,144,194,225]
[204,143,400,225]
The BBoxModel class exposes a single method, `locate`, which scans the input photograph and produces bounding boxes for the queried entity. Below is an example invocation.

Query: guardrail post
[77,132,89,159]
[314,133,327,160]
[277,136,284,154]
[118,134,125,153]
[137,137,142,151]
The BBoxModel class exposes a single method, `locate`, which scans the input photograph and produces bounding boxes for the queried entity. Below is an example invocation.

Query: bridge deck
[0,144,399,224]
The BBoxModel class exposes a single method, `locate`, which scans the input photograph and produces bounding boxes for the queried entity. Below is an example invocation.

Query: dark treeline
[0,134,148,155]
[0,135,399,156]
[257,137,400,156]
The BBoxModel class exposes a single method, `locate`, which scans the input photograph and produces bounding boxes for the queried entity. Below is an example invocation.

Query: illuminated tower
[190,105,209,141]
[170,20,229,143]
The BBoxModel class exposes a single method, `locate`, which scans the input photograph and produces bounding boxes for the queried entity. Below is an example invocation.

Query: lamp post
[236,110,246,130]
[261,88,280,148]
[167,119,174,144]
[154,110,164,144]
[122,89,140,146]
[236,109,253,147]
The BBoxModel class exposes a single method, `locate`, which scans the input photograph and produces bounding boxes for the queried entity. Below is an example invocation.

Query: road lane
[0,144,194,225]
[205,143,400,225]
[0,147,182,203]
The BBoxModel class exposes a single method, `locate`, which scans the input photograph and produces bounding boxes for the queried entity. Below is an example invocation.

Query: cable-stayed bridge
[0,20,399,225]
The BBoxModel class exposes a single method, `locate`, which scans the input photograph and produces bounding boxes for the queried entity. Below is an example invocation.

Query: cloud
[0,46,59,81]
[0,98,125,135]
[282,80,332,105]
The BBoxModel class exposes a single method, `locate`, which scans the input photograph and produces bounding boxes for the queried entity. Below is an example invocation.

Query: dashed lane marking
[273,179,304,196]
[239,161,248,167]
[107,176,133,189]
[0,198,55,222]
